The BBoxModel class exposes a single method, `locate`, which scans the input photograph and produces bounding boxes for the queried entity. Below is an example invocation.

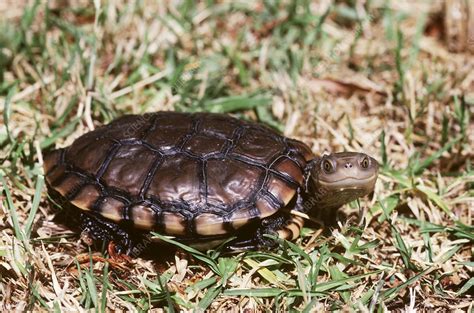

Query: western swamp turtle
[43,112,378,253]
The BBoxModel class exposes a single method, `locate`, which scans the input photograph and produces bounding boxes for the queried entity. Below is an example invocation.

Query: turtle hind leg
[79,212,147,255]
[225,212,305,252]
[225,190,306,252]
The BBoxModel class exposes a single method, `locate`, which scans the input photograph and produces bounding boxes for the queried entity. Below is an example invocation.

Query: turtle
[43,112,378,253]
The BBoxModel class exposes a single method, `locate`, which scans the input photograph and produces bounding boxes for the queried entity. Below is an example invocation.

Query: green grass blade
[24,174,44,238]
[313,270,383,292]
[2,87,15,143]
[203,95,271,113]
[197,285,222,310]
[100,262,109,313]
[381,268,431,301]
[151,232,220,275]
[1,173,26,242]
[413,136,462,175]
[40,118,80,149]
[223,288,283,297]
[456,277,474,295]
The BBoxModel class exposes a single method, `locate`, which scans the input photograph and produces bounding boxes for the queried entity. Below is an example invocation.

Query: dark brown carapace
[43,112,378,252]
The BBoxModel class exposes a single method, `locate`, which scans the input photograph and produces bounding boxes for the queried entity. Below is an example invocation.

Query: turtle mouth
[318,173,377,191]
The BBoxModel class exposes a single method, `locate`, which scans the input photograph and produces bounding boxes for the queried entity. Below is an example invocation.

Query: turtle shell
[44,112,314,238]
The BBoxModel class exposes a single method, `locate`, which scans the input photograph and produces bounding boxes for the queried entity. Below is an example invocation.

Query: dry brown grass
[0,0,472,311]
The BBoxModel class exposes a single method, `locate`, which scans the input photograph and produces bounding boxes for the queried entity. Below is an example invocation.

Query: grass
[0,0,473,311]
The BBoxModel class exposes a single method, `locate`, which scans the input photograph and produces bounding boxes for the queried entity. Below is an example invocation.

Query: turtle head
[308,152,379,210]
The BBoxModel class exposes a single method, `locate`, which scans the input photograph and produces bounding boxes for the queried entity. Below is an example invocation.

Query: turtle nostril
[345,163,353,169]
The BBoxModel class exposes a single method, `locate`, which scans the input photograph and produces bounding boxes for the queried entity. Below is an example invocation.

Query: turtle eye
[323,159,334,173]
[361,157,370,169]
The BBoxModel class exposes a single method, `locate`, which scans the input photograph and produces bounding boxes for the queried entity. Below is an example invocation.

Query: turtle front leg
[225,212,305,252]
[79,212,144,255]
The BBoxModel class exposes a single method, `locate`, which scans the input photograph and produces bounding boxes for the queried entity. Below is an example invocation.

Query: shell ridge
[274,164,304,186]
[222,125,246,155]
[227,153,267,169]
[228,153,299,187]
[95,142,122,179]
[287,138,314,162]
[50,168,103,212]
[138,113,159,140]
[43,148,66,175]
[134,139,165,155]
[98,187,132,205]
[200,159,208,205]
[57,172,86,201]
[221,152,272,213]
[138,154,164,199]
[261,189,284,209]
[248,202,261,219]
[177,115,202,151]
[89,195,104,213]
[117,138,145,146]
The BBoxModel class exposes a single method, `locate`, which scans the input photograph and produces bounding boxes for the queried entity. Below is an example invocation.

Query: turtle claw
[107,241,133,263]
